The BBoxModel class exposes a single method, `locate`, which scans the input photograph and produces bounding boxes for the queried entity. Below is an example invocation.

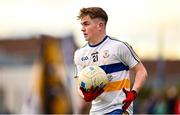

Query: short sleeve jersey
[74,35,140,114]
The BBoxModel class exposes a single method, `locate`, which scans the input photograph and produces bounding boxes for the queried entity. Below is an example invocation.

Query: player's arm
[118,42,148,111]
[74,63,85,98]
[74,50,85,98]
[131,62,148,94]
[122,62,147,111]
[118,42,148,93]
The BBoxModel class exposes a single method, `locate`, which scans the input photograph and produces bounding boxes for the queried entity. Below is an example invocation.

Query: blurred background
[0,0,180,114]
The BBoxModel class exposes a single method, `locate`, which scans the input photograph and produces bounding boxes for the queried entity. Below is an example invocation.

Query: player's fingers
[123,88,130,97]
[95,86,99,90]
[89,86,95,93]
[122,98,128,104]
[93,86,99,93]
[99,84,105,89]
[123,97,132,103]
[123,88,128,94]
[122,102,131,110]
[98,88,104,95]
[97,87,104,94]
[80,87,86,93]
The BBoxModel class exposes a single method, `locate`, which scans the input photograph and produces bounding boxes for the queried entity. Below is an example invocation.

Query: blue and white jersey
[74,35,140,114]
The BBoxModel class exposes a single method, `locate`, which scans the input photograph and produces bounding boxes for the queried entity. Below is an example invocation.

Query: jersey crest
[103,50,110,58]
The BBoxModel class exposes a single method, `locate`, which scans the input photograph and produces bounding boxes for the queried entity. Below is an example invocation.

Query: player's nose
[81,26,85,32]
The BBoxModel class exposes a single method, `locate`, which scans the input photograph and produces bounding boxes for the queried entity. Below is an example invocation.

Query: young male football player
[74,7,148,114]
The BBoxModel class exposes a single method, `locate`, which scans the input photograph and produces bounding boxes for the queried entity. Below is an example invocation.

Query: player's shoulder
[108,36,129,47]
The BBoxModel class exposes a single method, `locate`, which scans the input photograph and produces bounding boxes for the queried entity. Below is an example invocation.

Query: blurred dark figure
[144,90,167,114]
[174,95,180,114]
[166,85,179,114]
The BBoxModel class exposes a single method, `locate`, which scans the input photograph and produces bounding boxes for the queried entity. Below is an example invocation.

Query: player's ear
[99,22,103,27]
[97,22,104,30]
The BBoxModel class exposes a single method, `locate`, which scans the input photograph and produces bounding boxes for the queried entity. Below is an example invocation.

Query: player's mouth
[83,33,88,37]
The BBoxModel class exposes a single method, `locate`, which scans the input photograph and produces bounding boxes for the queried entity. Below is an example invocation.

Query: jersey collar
[88,35,109,47]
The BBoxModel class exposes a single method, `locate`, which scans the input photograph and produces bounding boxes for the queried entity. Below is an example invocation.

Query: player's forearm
[74,77,85,98]
[132,64,148,94]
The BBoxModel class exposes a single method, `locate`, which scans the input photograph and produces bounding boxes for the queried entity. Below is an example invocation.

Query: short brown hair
[77,7,108,25]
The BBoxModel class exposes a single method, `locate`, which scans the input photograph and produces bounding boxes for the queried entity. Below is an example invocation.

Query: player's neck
[89,33,106,46]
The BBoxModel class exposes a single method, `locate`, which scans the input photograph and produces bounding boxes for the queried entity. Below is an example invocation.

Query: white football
[78,65,109,92]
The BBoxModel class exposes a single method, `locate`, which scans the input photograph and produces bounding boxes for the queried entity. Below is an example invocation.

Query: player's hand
[80,86,104,102]
[122,88,137,111]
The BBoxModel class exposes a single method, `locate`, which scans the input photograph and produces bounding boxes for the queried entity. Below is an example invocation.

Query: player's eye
[82,22,90,26]
[83,23,89,26]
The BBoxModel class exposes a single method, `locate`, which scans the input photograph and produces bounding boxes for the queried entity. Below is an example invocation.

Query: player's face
[80,15,100,42]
